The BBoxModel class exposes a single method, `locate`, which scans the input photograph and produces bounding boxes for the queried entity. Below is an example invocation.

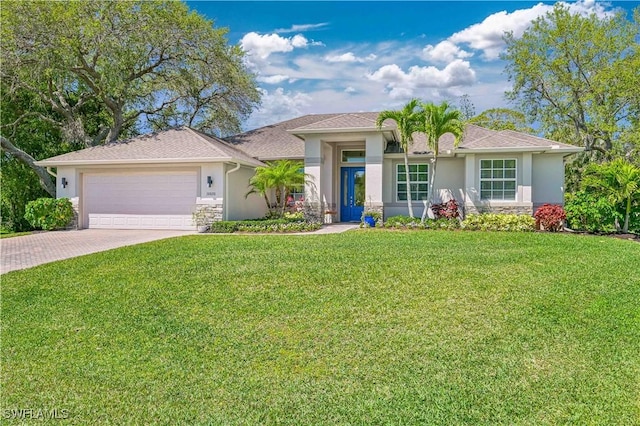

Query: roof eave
[35,157,264,167]
[455,146,584,154]
[287,126,392,136]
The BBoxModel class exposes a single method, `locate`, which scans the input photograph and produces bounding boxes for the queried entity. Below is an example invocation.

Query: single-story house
[36,112,583,230]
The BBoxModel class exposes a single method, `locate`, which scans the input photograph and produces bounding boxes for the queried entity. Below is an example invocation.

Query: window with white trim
[480,159,517,200]
[396,164,428,202]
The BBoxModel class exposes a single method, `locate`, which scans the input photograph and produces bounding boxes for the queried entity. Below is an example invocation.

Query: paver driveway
[1,229,193,274]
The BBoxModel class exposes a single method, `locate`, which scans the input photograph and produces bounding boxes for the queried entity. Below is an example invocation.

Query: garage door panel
[84,171,197,230]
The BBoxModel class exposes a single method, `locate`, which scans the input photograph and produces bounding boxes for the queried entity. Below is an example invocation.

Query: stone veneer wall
[194,203,224,223]
[67,197,80,230]
[464,204,533,216]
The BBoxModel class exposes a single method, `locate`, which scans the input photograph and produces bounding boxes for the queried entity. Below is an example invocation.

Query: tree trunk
[623,196,631,233]
[403,152,414,218]
[1,136,56,196]
[422,158,438,223]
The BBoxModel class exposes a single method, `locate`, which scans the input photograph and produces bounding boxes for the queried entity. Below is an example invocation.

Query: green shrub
[23,198,74,231]
[208,218,321,233]
[565,191,619,233]
[209,221,239,233]
[461,214,536,232]
[383,216,424,229]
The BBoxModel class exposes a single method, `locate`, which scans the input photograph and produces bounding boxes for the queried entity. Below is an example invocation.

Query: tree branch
[0,135,56,196]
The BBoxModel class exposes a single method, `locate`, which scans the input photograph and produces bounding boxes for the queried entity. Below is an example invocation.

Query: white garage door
[83,171,197,230]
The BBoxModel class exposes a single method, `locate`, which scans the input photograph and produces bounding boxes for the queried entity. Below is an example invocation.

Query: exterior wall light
[207,176,213,187]
[61,177,68,188]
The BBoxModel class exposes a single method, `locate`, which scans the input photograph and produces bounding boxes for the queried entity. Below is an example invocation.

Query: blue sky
[186,1,636,130]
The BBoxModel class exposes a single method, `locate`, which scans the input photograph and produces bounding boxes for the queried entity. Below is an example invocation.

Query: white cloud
[368,60,476,100]
[423,40,472,63]
[244,88,311,130]
[447,0,614,60]
[344,86,356,93]
[368,64,407,84]
[240,32,319,59]
[325,52,377,63]
[274,23,329,33]
[256,74,291,84]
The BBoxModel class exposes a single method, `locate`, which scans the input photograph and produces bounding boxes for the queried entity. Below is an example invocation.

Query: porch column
[365,133,384,216]
[521,152,532,204]
[304,136,323,221]
[464,154,477,215]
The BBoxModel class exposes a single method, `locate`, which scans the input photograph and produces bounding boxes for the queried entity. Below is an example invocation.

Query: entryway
[340,167,365,222]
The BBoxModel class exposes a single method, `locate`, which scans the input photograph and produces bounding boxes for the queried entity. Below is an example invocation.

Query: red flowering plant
[533,204,566,232]
[431,199,461,220]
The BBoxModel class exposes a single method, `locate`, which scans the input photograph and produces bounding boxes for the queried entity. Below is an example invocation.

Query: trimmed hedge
[24,198,74,230]
[461,214,535,232]
[383,216,461,230]
[209,218,321,233]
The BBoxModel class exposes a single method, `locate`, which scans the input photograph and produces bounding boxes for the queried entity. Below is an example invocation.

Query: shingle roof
[36,127,265,167]
[225,114,581,158]
[293,113,381,131]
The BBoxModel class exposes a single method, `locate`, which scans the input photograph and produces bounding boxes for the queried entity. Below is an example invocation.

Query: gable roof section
[291,112,383,132]
[36,127,265,167]
[224,114,336,160]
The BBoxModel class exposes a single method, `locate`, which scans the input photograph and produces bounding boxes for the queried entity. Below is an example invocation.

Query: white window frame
[396,163,429,202]
[341,149,366,164]
[479,158,517,201]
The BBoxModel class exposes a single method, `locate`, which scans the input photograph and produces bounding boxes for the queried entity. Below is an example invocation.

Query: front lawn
[2,232,639,424]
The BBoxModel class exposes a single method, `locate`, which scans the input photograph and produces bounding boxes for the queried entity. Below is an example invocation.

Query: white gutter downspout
[224,162,241,220]
[45,167,57,178]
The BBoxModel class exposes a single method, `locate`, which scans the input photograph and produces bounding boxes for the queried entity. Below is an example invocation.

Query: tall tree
[469,108,534,133]
[1,0,260,196]
[420,102,465,222]
[503,4,640,158]
[376,100,423,219]
[458,94,476,121]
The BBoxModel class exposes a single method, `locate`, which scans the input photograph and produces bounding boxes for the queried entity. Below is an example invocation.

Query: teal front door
[340,167,365,222]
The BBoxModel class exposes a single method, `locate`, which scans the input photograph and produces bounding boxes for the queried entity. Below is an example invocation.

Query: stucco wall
[532,154,565,209]
[382,156,465,218]
[225,164,267,220]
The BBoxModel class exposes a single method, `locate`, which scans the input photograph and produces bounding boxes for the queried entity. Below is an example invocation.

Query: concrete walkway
[1,224,360,274]
[1,229,193,274]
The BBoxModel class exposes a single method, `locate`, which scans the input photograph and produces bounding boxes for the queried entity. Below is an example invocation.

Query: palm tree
[583,158,640,233]
[246,160,308,215]
[420,101,465,222]
[376,99,423,218]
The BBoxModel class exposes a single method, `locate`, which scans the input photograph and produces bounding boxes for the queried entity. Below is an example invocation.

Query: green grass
[0,231,33,239]
[2,231,639,425]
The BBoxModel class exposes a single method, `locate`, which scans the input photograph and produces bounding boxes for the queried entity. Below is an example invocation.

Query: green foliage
[1,1,259,142]
[209,217,321,233]
[420,102,465,222]
[461,214,536,232]
[361,210,382,221]
[247,160,308,214]
[383,215,424,229]
[23,198,74,230]
[565,191,619,233]
[534,204,566,232]
[582,159,640,233]
[469,108,534,133]
[504,4,640,157]
[376,99,423,218]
